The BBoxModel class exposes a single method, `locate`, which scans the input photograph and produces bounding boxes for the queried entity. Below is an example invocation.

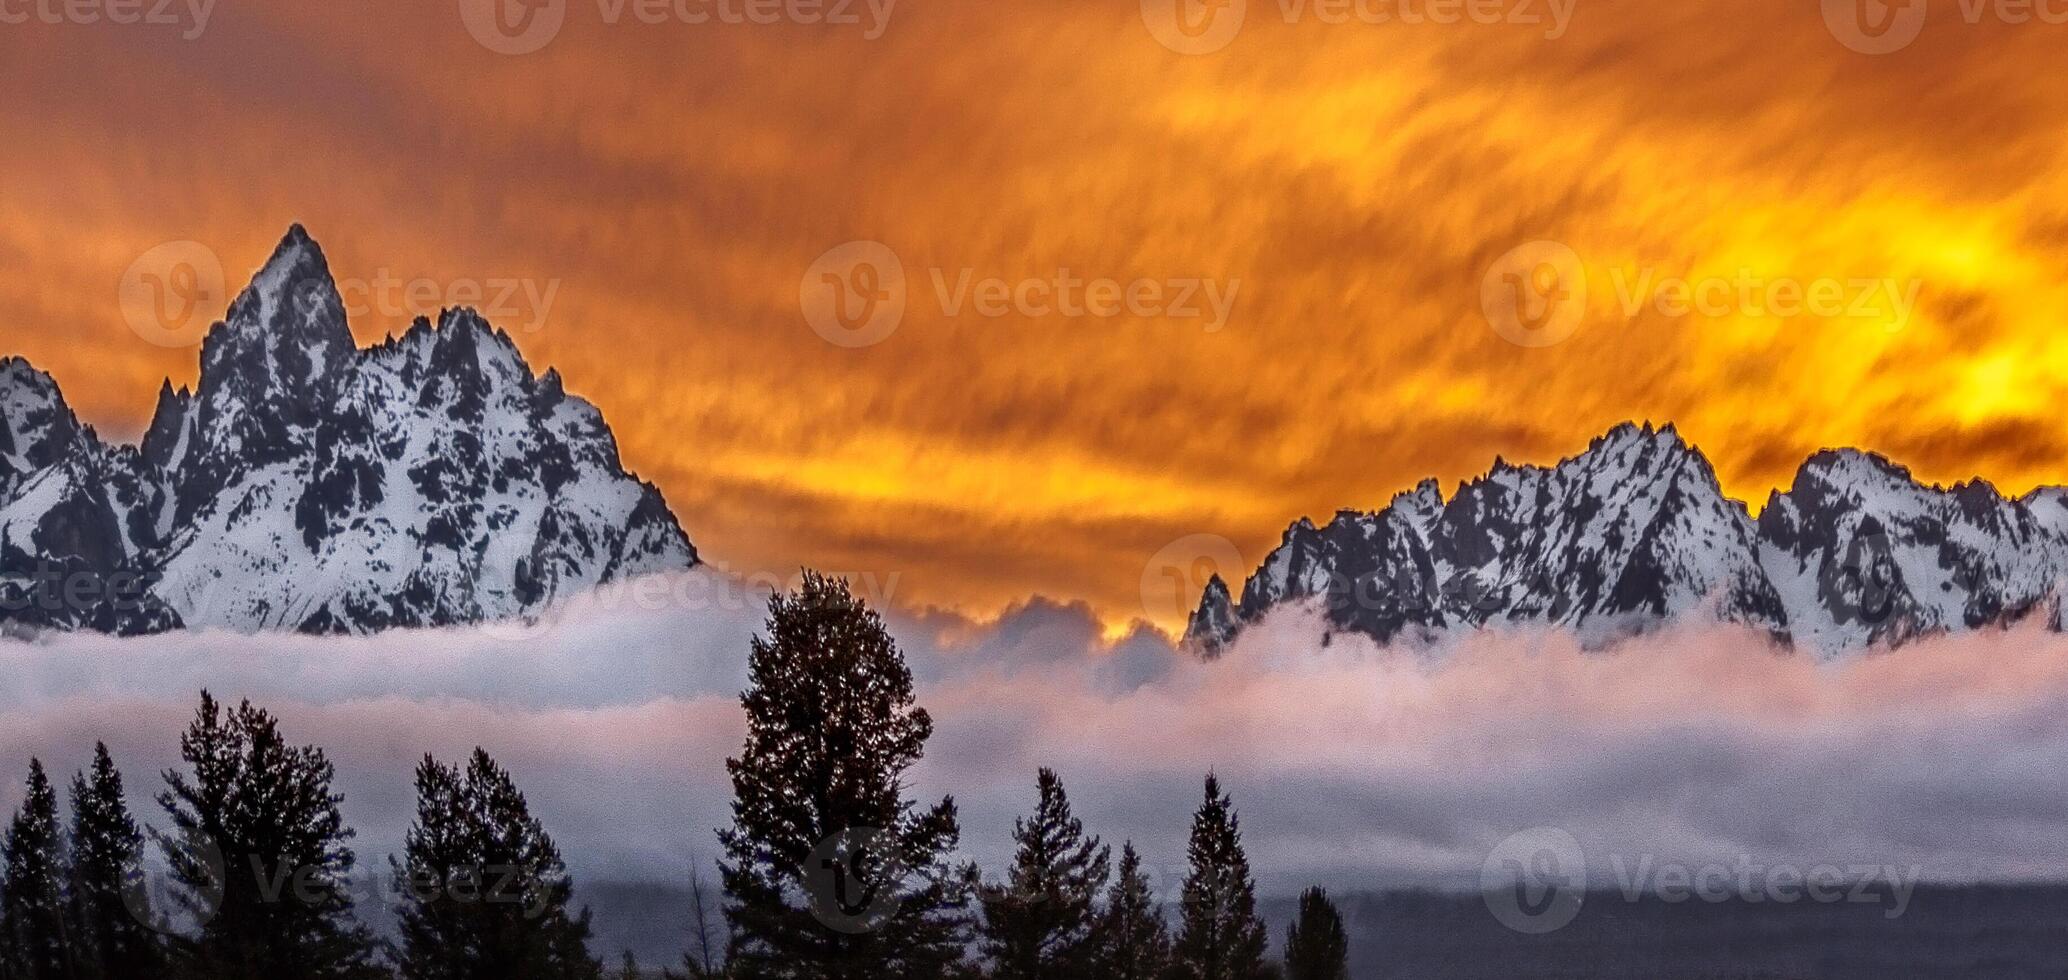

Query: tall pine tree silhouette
[1281,887,1348,980]
[392,748,602,979]
[719,572,971,979]
[157,691,382,980]
[979,768,1110,978]
[1171,775,1268,980]
[1088,842,1170,980]
[1,760,71,980]
[66,743,164,979]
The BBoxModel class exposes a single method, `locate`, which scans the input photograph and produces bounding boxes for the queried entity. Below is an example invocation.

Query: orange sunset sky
[4,0,2067,634]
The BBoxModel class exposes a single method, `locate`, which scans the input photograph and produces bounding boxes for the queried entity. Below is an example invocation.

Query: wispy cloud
[5,576,2068,892]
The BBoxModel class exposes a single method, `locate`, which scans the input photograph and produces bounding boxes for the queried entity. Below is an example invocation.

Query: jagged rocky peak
[2025,487,2068,540]
[0,357,172,632]
[1757,442,2065,652]
[1568,421,1718,490]
[195,224,355,427]
[0,224,700,636]
[1187,423,2066,657]
[140,379,195,472]
[0,357,87,470]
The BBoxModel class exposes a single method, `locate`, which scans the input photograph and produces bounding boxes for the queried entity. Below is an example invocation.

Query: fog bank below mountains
[3,570,2066,897]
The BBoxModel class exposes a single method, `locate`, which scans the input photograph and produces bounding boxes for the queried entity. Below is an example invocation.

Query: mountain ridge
[1188,421,2068,656]
[0,225,697,635]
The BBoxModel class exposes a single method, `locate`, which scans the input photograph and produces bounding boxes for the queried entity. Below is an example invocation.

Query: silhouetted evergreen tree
[718,572,972,979]
[157,691,381,980]
[1,760,71,980]
[1280,888,1347,980]
[979,769,1109,978]
[1171,775,1268,980]
[391,748,601,979]
[65,743,164,979]
[1088,843,1169,980]
[616,951,641,980]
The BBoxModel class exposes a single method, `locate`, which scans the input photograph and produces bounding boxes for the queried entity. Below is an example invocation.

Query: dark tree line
[392,749,601,980]
[2,572,1351,979]
[712,572,1351,980]
[0,697,599,980]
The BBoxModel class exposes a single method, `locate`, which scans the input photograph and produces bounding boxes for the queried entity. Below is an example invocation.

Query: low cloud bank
[4,571,2068,897]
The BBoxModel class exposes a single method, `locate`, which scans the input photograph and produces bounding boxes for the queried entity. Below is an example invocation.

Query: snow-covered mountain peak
[1787,447,1916,497]
[209,223,353,372]
[0,225,698,636]
[184,224,358,477]
[1388,479,1445,530]
[1573,419,1711,479]
[0,357,84,471]
[1188,423,2068,656]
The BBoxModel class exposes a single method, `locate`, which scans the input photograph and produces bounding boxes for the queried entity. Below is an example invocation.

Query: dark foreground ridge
[575,880,2068,980]
[0,225,697,635]
[1192,422,2068,656]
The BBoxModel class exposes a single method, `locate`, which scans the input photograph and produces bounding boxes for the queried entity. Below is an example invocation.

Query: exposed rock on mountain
[1189,423,2068,656]
[0,226,696,635]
